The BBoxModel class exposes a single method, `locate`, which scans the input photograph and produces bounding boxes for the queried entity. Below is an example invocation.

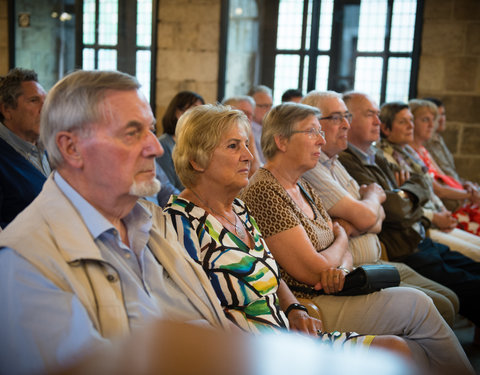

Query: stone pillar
[418,0,480,182]
[155,0,221,132]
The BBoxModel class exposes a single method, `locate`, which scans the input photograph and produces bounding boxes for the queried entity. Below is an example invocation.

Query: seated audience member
[0,68,49,228]
[281,88,303,103]
[248,85,273,164]
[222,95,261,176]
[408,99,480,238]
[164,104,412,357]
[423,97,479,209]
[239,102,473,374]
[339,92,480,345]
[0,70,234,375]
[377,100,480,260]
[301,91,458,326]
[157,90,204,190]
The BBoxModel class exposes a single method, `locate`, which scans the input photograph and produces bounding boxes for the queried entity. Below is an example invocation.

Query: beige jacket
[0,175,231,338]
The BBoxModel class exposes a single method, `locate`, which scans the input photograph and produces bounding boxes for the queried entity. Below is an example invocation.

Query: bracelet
[337,266,350,274]
[285,303,308,318]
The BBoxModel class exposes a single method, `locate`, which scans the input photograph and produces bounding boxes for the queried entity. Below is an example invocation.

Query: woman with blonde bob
[164,103,413,357]
[240,102,474,375]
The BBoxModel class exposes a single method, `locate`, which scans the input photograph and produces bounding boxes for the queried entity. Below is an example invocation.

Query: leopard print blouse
[240,168,334,298]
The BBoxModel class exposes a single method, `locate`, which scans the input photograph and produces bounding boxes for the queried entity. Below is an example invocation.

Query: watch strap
[285,302,308,318]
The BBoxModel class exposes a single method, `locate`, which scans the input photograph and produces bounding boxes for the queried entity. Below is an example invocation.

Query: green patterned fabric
[165,196,288,334]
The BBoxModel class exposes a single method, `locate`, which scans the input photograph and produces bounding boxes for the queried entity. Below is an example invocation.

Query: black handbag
[334,264,400,296]
[289,264,400,297]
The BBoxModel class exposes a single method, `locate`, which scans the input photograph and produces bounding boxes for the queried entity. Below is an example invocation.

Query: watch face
[18,13,31,28]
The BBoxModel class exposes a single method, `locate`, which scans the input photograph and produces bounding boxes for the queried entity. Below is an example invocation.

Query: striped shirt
[303,152,382,266]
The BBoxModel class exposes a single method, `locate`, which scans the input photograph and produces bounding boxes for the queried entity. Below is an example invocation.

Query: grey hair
[247,85,272,97]
[222,95,255,108]
[301,90,341,109]
[408,98,438,118]
[40,70,141,169]
[261,103,321,160]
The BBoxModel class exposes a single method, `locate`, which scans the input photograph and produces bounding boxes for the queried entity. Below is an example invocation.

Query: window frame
[260,0,424,104]
[74,0,158,110]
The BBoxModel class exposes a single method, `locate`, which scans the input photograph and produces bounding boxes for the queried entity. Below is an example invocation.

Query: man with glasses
[300,91,459,327]
[248,85,273,164]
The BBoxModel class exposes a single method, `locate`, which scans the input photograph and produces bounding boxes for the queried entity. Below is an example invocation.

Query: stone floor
[453,316,480,374]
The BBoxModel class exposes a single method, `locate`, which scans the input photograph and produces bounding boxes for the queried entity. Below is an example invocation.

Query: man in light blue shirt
[0,70,231,375]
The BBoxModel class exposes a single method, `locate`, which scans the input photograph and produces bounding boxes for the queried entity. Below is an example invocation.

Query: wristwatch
[285,303,308,318]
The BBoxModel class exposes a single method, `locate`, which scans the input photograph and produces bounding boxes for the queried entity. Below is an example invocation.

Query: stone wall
[418,0,480,182]
[154,0,221,129]
[0,0,8,74]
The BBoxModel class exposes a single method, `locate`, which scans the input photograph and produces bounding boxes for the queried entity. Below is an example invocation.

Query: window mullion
[298,0,309,90]
[117,0,136,74]
[327,0,343,91]
[409,0,424,100]
[307,0,321,92]
[94,0,100,69]
[380,0,394,104]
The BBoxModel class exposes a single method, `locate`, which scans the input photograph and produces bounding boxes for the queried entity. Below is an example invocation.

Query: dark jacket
[0,138,47,228]
[339,145,431,261]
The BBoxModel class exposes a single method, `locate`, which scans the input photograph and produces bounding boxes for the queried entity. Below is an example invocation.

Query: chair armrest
[296,298,323,321]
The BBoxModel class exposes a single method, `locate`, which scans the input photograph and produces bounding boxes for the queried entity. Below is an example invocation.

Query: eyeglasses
[320,113,353,124]
[291,128,325,139]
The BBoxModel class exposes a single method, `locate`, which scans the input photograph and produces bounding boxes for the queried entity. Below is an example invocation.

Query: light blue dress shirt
[0,172,204,375]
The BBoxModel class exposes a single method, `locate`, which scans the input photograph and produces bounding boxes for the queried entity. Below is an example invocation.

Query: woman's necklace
[190,189,247,240]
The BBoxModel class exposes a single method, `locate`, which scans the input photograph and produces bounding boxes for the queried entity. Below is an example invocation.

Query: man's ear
[56,131,83,168]
[274,134,289,153]
[0,103,12,121]
[189,159,205,172]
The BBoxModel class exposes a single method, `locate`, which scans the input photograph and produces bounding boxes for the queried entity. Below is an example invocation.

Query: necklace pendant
[235,223,246,240]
